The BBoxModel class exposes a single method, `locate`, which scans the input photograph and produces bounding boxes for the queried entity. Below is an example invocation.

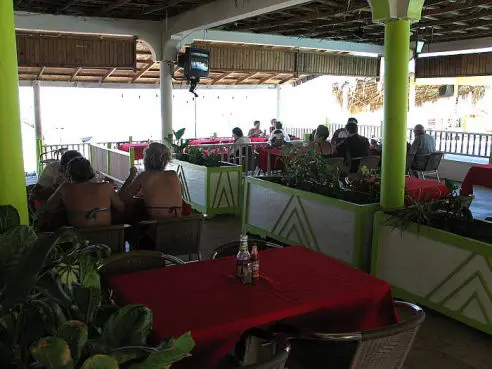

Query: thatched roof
[332,79,487,114]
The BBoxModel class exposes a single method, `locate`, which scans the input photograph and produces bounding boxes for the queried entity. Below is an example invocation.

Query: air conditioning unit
[438,85,454,97]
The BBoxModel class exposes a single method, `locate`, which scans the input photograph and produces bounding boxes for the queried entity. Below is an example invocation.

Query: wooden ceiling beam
[71,67,82,81]
[280,75,296,84]
[99,0,133,14]
[140,0,183,16]
[235,72,258,84]
[212,71,234,85]
[257,74,277,84]
[100,67,117,82]
[132,62,156,82]
[37,66,46,79]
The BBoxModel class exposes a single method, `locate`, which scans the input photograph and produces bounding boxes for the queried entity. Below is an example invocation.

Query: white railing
[89,144,134,184]
[285,125,492,159]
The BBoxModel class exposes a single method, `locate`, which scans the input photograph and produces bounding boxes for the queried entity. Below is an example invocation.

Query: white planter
[171,160,242,216]
[372,212,492,335]
[242,177,379,269]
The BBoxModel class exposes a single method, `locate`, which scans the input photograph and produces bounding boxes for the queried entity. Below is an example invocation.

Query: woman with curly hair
[119,142,182,219]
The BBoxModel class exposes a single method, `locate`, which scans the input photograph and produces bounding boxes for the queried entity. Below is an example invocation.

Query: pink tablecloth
[460,164,492,195]
[259,148,286,172]
[189,137,268,146]
[405,177,450,204]
[118,143,149,160]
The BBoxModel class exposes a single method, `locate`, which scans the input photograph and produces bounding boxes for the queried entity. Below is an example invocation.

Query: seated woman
[312,125,333,155]
[119,142,182,220]
[46,157,125,228]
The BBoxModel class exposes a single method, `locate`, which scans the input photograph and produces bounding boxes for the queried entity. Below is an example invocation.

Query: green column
[0,0,28,223]
[380,20,411,209]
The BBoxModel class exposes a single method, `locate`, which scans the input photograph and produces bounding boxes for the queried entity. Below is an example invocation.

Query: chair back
[287,301,425,369]
[77,224,128,254]
[359,156,380,171]
[242,350,289,369]
[144,214,204,259]
[212,238,284,259]
[405,154,415,173]
[323,157,344,172]
[99,250,184,277]
[424,152,444,172]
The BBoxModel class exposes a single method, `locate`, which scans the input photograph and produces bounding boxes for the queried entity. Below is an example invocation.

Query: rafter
[37,66,46,80]
[257,74,277,84]
[212,71,234,85]
[101,67,117,83]
[236,72,258,84]
[140,0,184,16]
[132,62,156,82]
[57,0,79,13]
[71,67,82,81]
[98,0,133,14]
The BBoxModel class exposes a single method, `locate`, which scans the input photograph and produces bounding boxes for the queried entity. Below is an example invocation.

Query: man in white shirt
[268,121,290,144]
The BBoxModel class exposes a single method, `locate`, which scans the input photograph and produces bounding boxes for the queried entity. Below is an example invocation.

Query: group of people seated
[30,142,183,230]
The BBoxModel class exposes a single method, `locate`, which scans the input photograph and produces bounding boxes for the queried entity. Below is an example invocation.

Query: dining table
[118,142,149,161]
[258,148,287,173]
[189,137,268,146]
[405,177,450,204]
[460,164,492,196]
[106,246,398,369]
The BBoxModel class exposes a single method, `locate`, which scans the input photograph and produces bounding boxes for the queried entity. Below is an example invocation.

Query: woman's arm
[46,184,64,213]
[119,172,142,203]
[109,185,126,212]
[119,167,138,195]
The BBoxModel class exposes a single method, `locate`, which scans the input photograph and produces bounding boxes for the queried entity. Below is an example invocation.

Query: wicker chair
[99,250,184,277]
[414,152,444,181]
[211,238,284,259]
[76,224,129,254]
[285,301,425,369]
[139,214,204,260]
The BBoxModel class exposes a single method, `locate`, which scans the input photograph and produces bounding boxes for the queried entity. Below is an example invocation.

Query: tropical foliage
[0,206,194,369]
[165,128,189,154]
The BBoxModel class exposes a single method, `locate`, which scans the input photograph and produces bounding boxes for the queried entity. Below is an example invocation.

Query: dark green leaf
[31,337,74,369]
[57,320,88,364]
[0,205,20,234]
[73,286,101,324]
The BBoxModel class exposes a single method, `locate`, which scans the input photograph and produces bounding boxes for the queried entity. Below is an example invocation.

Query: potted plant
[242,149,380,270]
[371,194,492,335]
[165,128,189,160]
[0,206,194,369]
[170,148,243,216]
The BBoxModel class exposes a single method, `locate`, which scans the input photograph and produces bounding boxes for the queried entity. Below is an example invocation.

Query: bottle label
[252,262,259,278]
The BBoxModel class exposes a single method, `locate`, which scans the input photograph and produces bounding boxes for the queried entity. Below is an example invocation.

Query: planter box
[372,212,492,335]
[242,177,379,269]
[171,160,242,216]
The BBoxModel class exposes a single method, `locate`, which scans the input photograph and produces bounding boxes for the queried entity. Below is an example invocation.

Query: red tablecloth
[106,246,397,369]
[259,148,286,172]
[460,164,492,196]
[118,143,149,161]
[405,177,450,204]
[189,137,268,146]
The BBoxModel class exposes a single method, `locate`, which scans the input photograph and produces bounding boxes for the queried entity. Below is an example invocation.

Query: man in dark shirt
[336,122,370,173]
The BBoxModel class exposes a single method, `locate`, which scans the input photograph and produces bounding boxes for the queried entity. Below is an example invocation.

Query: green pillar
[0,0,28,223]
[380,20,410,209]
[368,0,424,209]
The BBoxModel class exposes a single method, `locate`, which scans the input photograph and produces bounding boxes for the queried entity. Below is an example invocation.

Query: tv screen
[185,48,210,79]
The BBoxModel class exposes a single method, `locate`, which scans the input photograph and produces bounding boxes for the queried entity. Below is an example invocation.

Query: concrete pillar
[368,0,424,210]
[0,0,29,223]
[33,80,43,175]
[160,38,179,142]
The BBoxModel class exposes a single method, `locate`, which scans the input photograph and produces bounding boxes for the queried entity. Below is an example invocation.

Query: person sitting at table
[232,127,252,158]
[331,127,349,147]
[248,121,263,138]
[335,122,370,173]
[269,118,277,133]
[30,150,83,202]
[119,142,182,220]
[312,125,333,155]
[46,157,125,228]
[269,122,291,143]
[410,124,436,170]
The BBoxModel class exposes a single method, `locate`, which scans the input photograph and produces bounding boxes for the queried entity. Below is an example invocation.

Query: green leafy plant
[165,128,189,154]
[185,148,221,168]
[0,206,195,369]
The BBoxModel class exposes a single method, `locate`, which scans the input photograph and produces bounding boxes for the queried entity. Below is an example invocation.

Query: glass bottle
[251,244,259,279]
[236,234,251,279]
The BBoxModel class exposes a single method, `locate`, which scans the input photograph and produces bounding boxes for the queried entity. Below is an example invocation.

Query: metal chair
[211,238,284,259]
[358,156,380,171]
[99,250,184,277]
[405,153,415,176]
[414,152,444,181]
[285,301,425,369]
[139,214,204,260]
[76,224,129,254]
[239,350,289,369]
[39,147,68,167]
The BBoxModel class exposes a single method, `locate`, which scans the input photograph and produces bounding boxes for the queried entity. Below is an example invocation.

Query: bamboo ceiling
[14,1,492,45]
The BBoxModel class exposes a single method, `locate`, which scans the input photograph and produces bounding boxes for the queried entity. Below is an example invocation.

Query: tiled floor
[470,186,492,221]
[200,214,492,369]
